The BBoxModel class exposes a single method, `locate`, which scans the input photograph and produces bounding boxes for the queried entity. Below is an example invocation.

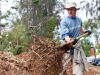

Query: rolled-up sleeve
[59,19,69,40]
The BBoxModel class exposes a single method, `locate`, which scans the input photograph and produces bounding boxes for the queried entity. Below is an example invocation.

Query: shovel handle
[58,33,89,48]
[76,33,88,40]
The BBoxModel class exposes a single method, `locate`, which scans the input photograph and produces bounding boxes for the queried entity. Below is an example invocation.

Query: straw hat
[64,1,80,10]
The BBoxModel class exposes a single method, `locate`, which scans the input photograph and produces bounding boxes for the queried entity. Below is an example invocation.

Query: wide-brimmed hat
[64,1,80,10]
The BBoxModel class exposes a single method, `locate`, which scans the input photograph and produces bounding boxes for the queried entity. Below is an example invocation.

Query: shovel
[57,33,89,49]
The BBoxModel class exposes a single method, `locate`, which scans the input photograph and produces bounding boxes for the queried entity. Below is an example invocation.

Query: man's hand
[73,38,78,45]
[60,42,73,51]
[84,30,91,35]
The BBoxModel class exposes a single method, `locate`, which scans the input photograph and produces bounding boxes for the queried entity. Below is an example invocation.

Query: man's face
[66,7,77,17]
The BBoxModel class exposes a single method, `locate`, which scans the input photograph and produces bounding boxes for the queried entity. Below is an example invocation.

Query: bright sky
[1,0,13,13]
[1,0,90,22]
[1,0,14,24]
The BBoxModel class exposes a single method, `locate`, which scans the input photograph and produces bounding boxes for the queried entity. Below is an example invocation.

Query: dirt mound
[0,36,100,75]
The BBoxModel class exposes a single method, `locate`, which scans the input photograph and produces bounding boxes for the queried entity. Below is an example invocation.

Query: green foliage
[96,49,100,55]
[81,0,100,45]
[44,16,57,39]
[0,24,31,55]
[95,44,100,55]
[81,38,91,57]
[32,0,41,4]
[0,10,12,20]
[82,20,100,45]
[11,6,18,10]
[82,21,90,29]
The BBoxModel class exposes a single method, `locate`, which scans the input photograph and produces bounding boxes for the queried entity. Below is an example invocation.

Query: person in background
[90,47,96,57]
[87,47,96,62]
[59,1,91,75]
[87,47,97,65]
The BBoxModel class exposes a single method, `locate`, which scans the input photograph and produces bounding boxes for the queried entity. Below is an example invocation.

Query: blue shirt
[59,16,82,41]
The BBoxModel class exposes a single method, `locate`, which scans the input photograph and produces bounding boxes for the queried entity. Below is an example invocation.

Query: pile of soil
[0,36,100,75]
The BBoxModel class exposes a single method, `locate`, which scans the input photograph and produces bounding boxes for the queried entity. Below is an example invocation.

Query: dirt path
[89,66,100,74]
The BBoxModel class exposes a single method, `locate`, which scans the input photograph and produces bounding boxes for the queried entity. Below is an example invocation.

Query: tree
[80,0,100,45]
[81,38,91,57]
[0,0,9,35]
[11,0,57,37]
[0,24,31,55]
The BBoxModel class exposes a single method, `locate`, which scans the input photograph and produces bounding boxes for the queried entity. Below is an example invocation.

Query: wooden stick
[32,50,43,60]
[58,33,89,48]
[76,33,88,40]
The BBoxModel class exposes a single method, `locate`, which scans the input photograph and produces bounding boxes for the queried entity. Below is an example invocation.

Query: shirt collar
[68,16,76,20]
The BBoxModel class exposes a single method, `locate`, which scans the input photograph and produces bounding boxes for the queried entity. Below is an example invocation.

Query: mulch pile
[0,36,100,75]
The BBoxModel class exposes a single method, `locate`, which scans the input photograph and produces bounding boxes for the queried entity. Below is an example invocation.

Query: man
[87,47,96,65]
[59,1,91,75]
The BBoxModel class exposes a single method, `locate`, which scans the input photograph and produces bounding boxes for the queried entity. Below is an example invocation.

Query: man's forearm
[65,36,71,42]
[80,28,85,33]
